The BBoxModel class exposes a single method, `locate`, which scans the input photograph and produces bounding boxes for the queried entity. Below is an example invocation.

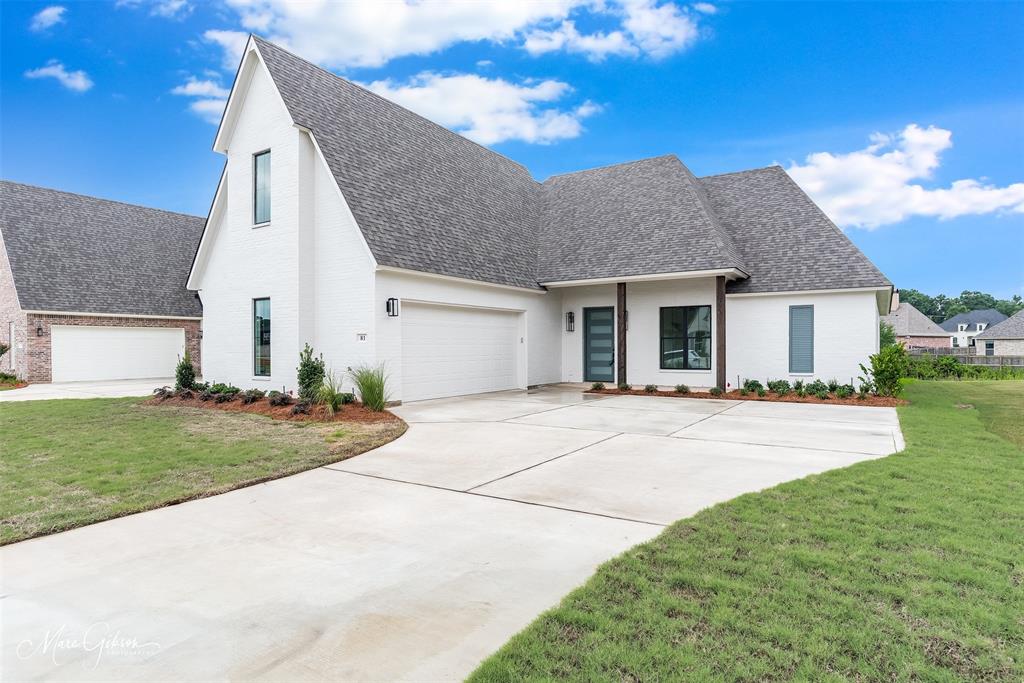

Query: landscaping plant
[709,386,723,396]
[643,384,658,393]
[767,379,791,396]
[879,320,897,349]
[0,343,9,360]
[316,372,354,417]
[153,386,174,400]
[291,402,311,416]
[350,364,389,411]
[618,383,632,391]
[674,384,689,394]
[297,344,326,403]
[756,387,767,397]
[174,350,196,390]
[805,379,828,395]
[742,379,764,392]
[827,378,840,393]
[240,388,265,405]
[267,390,294,407]
[860,344,909,397]
[176,388,194,400]
[591,382,605,391]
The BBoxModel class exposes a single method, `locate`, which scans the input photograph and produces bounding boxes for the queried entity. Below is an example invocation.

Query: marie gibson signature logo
[16,622,161,668]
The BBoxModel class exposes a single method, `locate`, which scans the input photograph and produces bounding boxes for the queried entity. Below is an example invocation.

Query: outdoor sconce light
[565,311,575,332]
[36,324,44,337]
[385,297,400,317]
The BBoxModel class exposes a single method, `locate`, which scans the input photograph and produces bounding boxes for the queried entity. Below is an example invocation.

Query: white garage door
[51,325,186,382]
[401,303,520,402]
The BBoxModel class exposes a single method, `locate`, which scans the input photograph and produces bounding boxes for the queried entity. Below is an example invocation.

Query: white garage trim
[401,302,524,402]
[51,325,186,382]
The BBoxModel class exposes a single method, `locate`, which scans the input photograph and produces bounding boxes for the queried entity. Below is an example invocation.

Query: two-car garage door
[51,325,186,382]
[401,303,521,402]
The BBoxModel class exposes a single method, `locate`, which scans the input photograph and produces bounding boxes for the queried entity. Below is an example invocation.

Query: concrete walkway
[0,378,170,402]
[1,386,902,681]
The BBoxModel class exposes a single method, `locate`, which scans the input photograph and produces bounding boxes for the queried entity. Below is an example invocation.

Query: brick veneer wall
[0,235,27,378]
[25,313,201,383]
[898,336,951,349]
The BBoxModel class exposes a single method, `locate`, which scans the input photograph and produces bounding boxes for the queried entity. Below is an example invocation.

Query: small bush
[240,388,265,405]
[643,384,658,393]
[215,391,237,403]
[827,378,840,393]
[674,384,690,394]
[267,390,294,407]
[199,390,214,401]
[192,381,210,392]
[860,345,909,397]
[175,388,194,400]
[291,402,310,416]
[316,372,350,417]
[209,383,240,395]
[793,379,805,391]
[767,379,791,396]
[591,382,605,391]
[756,387,767,397]
[0,343,8,360]
[709,386,724,396]
[857,390,868,400]
[618,383,632,391]
[738,387,749,396]
[174,350,196,390]
[805,379,828,395]
[153,386,173,400]
[814,388,830,400]
[0,371,17,383]
[350,364,389,411]
[795,387,806,398]
[742,379,764,392]
[297,344,326,403]
[835,385,852,399]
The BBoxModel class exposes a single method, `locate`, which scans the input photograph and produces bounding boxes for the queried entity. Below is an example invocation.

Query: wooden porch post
[716,275,726,390]
[617,282,627,386]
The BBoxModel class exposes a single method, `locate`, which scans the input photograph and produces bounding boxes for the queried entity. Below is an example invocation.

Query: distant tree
[958,291,998,312]
[995,295,1024,318]
[880,321,897,349]
[897,289,1023,323]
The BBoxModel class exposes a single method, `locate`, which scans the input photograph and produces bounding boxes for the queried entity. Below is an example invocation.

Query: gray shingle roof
[537,156,747,282]
[939,309,1008,332]
[881,302,952,337]
[250,36,890,295]
[974,310,1024,340]
[0,181,204,317]
[699,167,891,294]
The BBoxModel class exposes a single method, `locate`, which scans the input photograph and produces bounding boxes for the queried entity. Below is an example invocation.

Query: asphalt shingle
[881,302,951,336]
[973,309,1024,340]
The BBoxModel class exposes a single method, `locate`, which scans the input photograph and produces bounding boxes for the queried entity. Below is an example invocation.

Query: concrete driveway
[0,378,170,402]
[2,386,902,681]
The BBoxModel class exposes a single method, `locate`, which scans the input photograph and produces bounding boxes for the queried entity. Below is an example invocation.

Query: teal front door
[584,307,615,382]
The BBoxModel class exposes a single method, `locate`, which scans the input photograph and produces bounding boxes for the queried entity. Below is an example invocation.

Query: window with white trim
[253,150,271,224]
[789,305,814,373]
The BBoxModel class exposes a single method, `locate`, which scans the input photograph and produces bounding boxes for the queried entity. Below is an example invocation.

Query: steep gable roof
[939,309,1008,331]
[881,302,952,337]
[0,181,204,317]
[974,309,1024,340]
[700,167,891,294]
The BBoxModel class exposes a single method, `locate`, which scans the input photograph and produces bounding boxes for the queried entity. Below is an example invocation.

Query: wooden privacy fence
[908,349,1024,367]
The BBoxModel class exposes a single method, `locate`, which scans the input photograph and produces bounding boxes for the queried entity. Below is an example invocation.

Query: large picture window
[253,298,271,376]
[660,306,711,370]
[253,150,271,224]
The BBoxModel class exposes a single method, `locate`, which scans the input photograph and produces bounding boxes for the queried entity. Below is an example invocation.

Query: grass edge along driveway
[470,381,1024,682]
[0,397,406,545]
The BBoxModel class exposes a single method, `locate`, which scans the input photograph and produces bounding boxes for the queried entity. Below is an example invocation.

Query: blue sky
[2,1,1022,297]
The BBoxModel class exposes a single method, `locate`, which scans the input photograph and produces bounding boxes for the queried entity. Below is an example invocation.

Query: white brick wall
[0,231,26,378]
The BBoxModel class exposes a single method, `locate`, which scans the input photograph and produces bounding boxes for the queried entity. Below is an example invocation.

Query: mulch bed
[0,382,29,391]
[587,387,907,407]
[146,395,402,423]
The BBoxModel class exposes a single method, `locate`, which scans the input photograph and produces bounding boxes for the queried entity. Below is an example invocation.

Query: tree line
[899,289,1023,323]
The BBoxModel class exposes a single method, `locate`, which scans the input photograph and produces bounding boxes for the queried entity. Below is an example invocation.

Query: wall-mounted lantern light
[565,311,574,332]
[36,324,44,337]
[385,297,400,317]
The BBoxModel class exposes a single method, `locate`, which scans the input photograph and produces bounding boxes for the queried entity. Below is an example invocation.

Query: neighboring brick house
[973,310,1024,356]
[0,181,204,383]
[940,308,1008,349]
[880,295,952,349]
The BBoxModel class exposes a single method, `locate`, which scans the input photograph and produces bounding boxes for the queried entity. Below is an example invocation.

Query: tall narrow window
[253,298,271,376]
[789,305,814,373]
[253,150,271,224]
[660,306,711,370]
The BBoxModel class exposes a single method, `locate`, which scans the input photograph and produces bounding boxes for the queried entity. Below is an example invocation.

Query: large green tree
[898,289,1023,323]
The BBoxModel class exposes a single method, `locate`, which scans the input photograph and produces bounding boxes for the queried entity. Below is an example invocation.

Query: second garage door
[401,303,521,402]
[51,325,186,382]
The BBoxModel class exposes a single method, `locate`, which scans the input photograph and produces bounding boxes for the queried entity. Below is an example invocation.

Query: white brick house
[187,36,892,402]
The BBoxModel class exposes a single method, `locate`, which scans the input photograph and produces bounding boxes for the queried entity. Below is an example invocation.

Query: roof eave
[541,267,747,288]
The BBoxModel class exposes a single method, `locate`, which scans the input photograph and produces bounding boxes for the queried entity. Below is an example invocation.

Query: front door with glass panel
[584,307,615,382]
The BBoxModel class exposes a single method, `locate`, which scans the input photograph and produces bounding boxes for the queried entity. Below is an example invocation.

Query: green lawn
[471,381,1024,682]
[0,398,405,544]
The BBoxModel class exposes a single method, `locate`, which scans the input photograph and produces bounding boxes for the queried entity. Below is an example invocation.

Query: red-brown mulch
[1,381,29,391]
[146,394,403,423]
[586,388,907,407]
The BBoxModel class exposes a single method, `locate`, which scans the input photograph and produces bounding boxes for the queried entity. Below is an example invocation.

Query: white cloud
[205,0,708,69]
[365,72,601,145]
[203,29,249,71]
[115,0,192,19]
[29,5,66,31]
[171,77,229,124]
[787,124,1024,229]
[24,60,93,92]
[692,3,717,14]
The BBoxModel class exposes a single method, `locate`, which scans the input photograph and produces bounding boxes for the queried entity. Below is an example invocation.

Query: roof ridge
[0,179,204,220]
[698,164,783,180]
[251,35,535,180]
[543,154,680,181]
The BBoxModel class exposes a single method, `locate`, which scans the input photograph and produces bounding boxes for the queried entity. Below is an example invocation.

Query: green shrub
[240,388,265,405]
[267,390,293,407]
[674,384,690,394]
[805,379,828,395]
[291,402,310,416]
[209,383,240,395]
[350,364,389,411]
[793,379,805,391]
[827,378,840,392]
[860,345,909,397]
[709,386,724,396]
[814,388,830,400]
[199,390,214,402]
[175,388,194,400]
[742,379,764,392]
[297,344,326,403]
[767,379,791,395]
[857,390,868,400]
[756,387,767,397]
[0,343,9,360]
[215,391,237,403]
[174,350,196,390]
[795,387,806,398]
[643,384,658,393]
[0,371,17,383]
[738,387,749,396]
[591,382,605,391]
[879,320,897,349]
[152,386,173,400]
[316,372,352,417]
[618,383,632,391]
[835,385,852,399]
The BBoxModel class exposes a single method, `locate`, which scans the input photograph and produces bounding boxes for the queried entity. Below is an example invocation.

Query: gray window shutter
[789,305,814,373]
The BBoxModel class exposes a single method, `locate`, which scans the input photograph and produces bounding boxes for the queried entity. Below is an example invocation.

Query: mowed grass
[0,398,405,544]
[471,381,1024,682]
